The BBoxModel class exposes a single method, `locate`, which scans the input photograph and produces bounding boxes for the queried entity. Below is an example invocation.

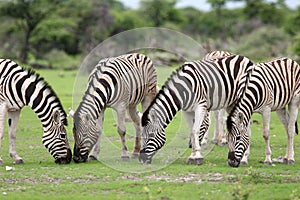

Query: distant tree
[76,1,114,53]
[229,0,286,25]
[206,0,226,17]
[285,6,300,36]
[140,0,182,27]
[0,0,60,63]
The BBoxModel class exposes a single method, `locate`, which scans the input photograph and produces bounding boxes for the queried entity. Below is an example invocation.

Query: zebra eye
[60,133,66,139]
[236,136,241,141]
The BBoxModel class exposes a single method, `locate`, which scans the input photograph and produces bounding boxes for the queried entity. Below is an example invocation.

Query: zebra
[227,57,300,167]
[0,59,72,165]
[188,50,231,148]
[139,54,254,165]
[72,53,157,163]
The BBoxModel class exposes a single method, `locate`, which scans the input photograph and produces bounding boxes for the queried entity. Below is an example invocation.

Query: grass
[1,67,300,200]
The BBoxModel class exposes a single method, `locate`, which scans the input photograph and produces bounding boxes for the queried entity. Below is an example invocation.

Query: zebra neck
[28,87,67,131]
[149,87,181,128]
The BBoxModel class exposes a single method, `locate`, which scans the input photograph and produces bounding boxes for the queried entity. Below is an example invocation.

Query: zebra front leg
[8,111,24,164]
[184,111,202,165]
[0,104,8,165]
[185,107,207,165]
[88,112,103,161]
[218,108,227,146]
[200,112,210,148]
[88,136,101,161]
[261,109,272,165]
[116,107,129,161]
[240,123,252,165]
[128,106,141,159]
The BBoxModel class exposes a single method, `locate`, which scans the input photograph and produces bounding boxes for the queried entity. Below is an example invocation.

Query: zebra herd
[0,51,299,168]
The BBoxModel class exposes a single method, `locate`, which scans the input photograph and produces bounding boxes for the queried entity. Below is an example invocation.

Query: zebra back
[204,50,232,60]
[77,53,157,119]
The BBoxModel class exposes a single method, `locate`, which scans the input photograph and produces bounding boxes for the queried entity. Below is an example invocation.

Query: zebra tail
[296,121,299,135]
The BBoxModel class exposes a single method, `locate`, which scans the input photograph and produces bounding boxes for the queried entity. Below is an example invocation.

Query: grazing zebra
[201,50,231,146]
[72,53,157,163]
[227,57,300,167]
[139,55,254,164]
[0,59,72,164]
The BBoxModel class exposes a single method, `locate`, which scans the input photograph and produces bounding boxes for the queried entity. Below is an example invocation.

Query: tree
[140,0,182,27]
[0,0,60,63]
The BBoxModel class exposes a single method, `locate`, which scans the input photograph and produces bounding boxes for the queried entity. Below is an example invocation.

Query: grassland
[0,67,300,200]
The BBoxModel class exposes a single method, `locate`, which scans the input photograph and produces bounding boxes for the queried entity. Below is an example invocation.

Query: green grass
[1,67,300,200]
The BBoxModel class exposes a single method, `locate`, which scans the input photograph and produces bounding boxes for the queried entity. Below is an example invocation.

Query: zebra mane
[141,67,182,127]
[25,69,68,126]
[227,58,255,131]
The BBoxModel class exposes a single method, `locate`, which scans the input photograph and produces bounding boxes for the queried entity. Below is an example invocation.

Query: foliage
[0,0,300,67]
[234,26,291,61]
[1,68,300,200]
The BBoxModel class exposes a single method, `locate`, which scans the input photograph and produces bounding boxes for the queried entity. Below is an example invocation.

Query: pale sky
[120,0,300,11]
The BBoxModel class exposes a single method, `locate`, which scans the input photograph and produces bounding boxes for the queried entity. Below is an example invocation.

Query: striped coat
[227,57,300,167]
[0,59,71,164]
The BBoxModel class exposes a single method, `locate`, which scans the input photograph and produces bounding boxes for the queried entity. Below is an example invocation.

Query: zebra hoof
[218,142,227,147]
[88,155,98,161]
[131,153,139,159]
[186,158,204,165]
[14,159,24,165]
[283,158,295,164]
[264,161,272,165]
[0,160,3,165]
[122,156,130,162]
[240,161,248,166]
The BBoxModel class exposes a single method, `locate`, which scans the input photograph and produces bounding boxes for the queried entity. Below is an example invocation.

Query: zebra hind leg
[8,111,24,164]
[283,97,300,164]
[128,106,141,159]
[117,107,130,162]
[0,105,7,165]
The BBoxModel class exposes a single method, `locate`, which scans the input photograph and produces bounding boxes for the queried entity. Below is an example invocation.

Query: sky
[119,0,300,11]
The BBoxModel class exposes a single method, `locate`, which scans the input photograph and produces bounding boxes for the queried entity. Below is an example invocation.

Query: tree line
[0,0,299,69]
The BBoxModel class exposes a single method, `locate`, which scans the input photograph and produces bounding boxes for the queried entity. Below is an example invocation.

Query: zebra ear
[53,110,61,124]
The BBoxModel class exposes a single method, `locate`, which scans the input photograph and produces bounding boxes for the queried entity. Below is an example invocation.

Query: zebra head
[139,111,166,164]
[226,110,250,167]
[72,110,101,163]
[42,110,72,164]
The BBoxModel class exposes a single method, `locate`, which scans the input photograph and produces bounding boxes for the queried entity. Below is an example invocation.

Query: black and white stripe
[139,55,254,164]
[201,51,232,147]
[227,57,300,167]
[0,59,71,164]
[72,53,157,163]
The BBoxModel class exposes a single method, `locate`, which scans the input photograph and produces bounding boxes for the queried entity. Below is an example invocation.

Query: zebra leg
[240,123,252,165]
[8,110,24,164]
[261,109,272,165]
[200,112,210,148]
[284,98,300,164]
[89,137,100,161]
[218,108,227,146]
[184,111,203,165]
[212,110,220,144]
[128,105,141,159]
[185,106,207,165]
[89,112,104,161]
[0,104,8,165]
[116,106,130,161]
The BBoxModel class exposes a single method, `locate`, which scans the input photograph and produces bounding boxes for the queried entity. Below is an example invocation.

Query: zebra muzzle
[55,148,72,164]
[227,151,240,167]
[138,149,153,164]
